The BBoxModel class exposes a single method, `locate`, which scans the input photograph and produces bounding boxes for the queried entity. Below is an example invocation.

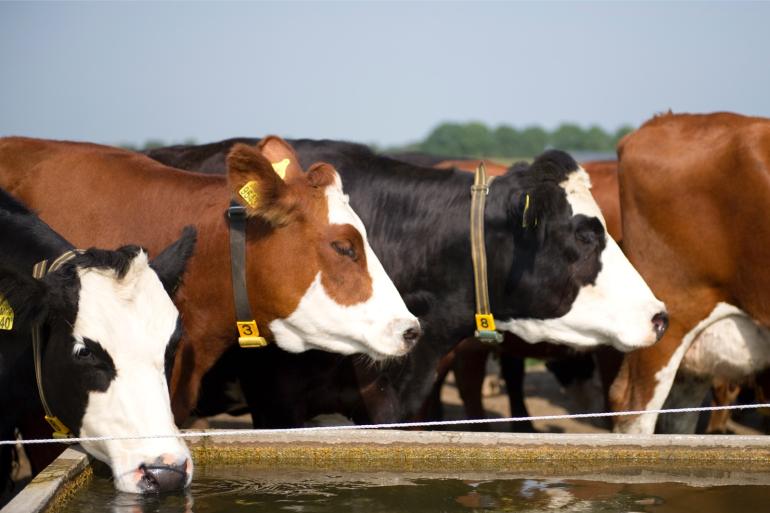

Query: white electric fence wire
[2,402,769,446]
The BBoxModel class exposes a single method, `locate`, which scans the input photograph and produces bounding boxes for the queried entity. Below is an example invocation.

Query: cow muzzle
[134,455,192,493]
[652,311,669,341]
[383,317,422,357]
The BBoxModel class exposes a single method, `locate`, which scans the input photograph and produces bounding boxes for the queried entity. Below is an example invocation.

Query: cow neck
[469,163,503,345]
[226,201,268,349]
[31,249,82,439]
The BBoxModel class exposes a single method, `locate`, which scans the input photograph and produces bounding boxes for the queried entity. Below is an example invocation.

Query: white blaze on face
[270,171,419,359]
[498,167,666,352]
[73,252,192,493]
[619,303,770,434]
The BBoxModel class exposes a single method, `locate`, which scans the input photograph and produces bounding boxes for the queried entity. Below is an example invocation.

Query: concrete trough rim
[5,429,770,513]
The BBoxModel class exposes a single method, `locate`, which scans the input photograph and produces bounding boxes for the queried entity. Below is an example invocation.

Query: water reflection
[107,489,194,513]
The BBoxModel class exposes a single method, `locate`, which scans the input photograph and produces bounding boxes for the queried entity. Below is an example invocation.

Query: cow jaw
[499,168,666,351]
[269,176,419,359]
[73,252,192,492]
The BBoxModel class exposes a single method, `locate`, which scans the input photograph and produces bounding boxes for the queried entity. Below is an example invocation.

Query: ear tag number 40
[0,296,13,331]
[237,320,268,348]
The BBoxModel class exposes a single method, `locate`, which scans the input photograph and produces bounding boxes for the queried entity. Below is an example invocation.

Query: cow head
[227,137,420,359]
[0,228,196,493]
[490,150,667,351]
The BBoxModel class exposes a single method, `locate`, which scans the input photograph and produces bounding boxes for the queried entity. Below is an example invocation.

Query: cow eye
[576,228,598,245]
[74,344,93,360]
[331,240,358,261]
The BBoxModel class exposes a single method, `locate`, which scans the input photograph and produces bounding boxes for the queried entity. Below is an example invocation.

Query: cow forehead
[324,178,367,235]
[72,252,178,360]
[559,167,607,227]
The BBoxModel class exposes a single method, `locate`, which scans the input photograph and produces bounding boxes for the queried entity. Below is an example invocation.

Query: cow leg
[0,427,13,507]
[415,349,455,422]
[754,369,770,434]
[500,354,536,432]
[655,370,711,433]
[452,339,492,431]
[15,415,65,491]
[705,378,741,434]
[610,296,721,434]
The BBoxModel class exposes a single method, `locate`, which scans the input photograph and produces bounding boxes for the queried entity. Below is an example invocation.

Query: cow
[0,188,196,496]
[609,112,770,434]
[145,138,667,428]
[387,157,622,432]
[0,136,419,475]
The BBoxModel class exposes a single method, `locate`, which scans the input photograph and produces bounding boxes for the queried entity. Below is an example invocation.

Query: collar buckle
[227,204,247,220]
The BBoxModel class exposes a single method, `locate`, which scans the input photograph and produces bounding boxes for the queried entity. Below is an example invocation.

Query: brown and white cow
[610,112,770,433]
[0,136,420,429]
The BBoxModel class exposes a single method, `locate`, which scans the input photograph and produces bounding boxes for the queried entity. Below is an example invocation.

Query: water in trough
[55,465,769,513]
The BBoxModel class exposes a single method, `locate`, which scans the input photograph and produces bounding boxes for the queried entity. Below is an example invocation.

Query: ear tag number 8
[475,314,496,332]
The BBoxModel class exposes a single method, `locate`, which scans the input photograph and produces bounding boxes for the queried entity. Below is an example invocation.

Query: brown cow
[610,112,770,433]
[433,159,510,176]
[0,136,420,427]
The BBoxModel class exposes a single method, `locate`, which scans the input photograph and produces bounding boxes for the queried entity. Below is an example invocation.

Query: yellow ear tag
[522,194,531,228]
[236,320,268,348]
[45,415,71,438]
[0,295,13,331]
[475,314,496,332]
[271,158,290,180]
[238,181,261,207]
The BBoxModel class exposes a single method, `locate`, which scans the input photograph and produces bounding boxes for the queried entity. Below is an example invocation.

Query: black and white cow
[146,139,668,426]
[0,188,196,495]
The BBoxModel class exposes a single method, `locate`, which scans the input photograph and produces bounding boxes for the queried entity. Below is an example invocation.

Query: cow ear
[257,136,304,181]
[0,267,50,328]
[150,226,197,296]
[227,142,298,227]
[512,191,545,246]
[305,162,341,189]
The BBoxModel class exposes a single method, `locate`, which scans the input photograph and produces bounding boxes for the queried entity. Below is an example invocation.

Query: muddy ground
[197,362,769,435]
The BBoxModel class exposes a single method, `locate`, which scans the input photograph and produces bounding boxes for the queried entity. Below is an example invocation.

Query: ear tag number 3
[237,320,268,348]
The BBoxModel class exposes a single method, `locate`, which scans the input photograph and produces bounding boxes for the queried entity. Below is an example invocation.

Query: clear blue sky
[2,1,769,148]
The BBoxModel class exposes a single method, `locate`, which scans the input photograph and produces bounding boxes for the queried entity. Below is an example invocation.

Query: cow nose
[652,311,669,341]
[137,459,189,493]
[402,325,422,348]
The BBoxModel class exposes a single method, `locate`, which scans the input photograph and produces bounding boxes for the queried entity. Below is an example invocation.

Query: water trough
[5,430,770,512]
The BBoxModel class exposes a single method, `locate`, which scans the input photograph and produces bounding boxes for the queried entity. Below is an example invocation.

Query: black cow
[146,139,667,427]
[0,188,196,499]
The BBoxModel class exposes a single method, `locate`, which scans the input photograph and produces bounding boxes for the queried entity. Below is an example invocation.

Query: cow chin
[269,273,419,359]
[498,316,656,353]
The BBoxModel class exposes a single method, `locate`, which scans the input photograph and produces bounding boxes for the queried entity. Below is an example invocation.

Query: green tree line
[400,121,634,158]
[120,121,633,158]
